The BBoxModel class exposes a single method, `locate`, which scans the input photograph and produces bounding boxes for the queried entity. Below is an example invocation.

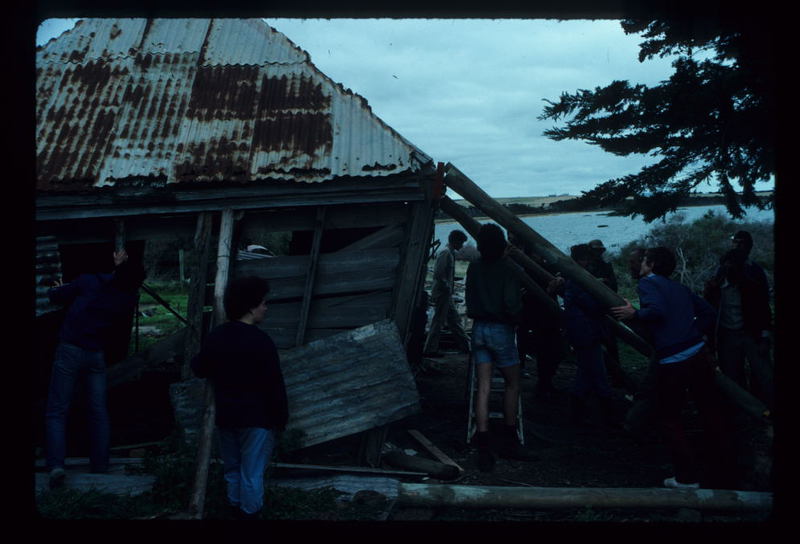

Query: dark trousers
[656,349,730,485]
[717,328,774,410]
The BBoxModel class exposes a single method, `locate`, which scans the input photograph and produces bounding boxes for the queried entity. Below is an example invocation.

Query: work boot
[497,424,539,462]
[474,431,495,472]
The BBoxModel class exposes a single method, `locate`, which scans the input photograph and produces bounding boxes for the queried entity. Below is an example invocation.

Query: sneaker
[49,467,66,490]
[663,476,699,489]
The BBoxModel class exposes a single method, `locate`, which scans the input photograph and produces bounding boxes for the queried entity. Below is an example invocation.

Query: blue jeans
[218,427,276,515]
[472,320,519,368]
[45,342,110,471]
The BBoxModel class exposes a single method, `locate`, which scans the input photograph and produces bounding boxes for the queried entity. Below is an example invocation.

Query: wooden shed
[35,18,439,449]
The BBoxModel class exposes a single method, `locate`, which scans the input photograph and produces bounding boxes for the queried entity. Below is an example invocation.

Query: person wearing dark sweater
[191,276,288,519]
[465,223,536,472]
[45,250,145,488]
[612,247,732,489]
[556,244,618,428]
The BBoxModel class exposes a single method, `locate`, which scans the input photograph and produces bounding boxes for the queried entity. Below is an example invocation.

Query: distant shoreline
[436,191,774,223]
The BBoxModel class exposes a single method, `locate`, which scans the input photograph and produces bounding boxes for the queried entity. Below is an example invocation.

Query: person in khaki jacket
[423,230,471,356]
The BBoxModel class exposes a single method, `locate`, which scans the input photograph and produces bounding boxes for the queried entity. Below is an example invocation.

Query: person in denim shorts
[465,223,537,471]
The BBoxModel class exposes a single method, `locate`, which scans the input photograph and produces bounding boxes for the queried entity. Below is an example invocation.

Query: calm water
[434,204,774,255]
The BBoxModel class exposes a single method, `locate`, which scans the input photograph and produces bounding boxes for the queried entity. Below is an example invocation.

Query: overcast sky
[36,18,774,199]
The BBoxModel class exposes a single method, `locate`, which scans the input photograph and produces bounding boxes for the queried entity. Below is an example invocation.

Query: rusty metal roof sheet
[36,18,433,191]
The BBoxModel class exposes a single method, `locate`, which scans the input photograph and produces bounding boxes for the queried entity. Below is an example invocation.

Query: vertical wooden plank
[212,208,236,326]
[114,219,125,251]
[295,206,326,347]
[392,200,435,345]
[181,213,213,381]
[188,208,235,520]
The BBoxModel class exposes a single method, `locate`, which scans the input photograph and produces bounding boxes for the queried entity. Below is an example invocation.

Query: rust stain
[186,65,260,120]
[253,112,332,155]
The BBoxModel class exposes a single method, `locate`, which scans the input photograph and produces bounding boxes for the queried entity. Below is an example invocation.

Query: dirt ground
[282,337,775,524]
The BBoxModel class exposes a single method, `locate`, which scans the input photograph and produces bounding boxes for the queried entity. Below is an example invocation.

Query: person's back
[637,273,715,359]
[465,257,522,324]
[192,320,287,430]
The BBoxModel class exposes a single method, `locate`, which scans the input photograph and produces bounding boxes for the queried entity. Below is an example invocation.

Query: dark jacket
[635,273,716,360]
[465,257,523,325]
[191,321,289,431]
[704,260,772,338]
[49,273,138,352]
[562,278,606,348]
[587,258,618,293]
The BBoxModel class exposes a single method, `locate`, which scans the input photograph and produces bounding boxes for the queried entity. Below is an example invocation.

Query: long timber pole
[442,164,771,422]
[439,195,653,358]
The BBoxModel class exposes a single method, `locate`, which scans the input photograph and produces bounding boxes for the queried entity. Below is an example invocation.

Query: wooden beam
[397,483,773,512]
[187,208,235,520]
[182,213,212,381]
[408,429,464,475]
[295,206,326,347]
[443,165,771,422]
[444,163,626,310]
[36,178,425,221]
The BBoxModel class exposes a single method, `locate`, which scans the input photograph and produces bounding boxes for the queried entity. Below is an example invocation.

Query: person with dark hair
[424,229,471,356]
[45,249,145,489]
[586,240,634,395]
[466,224,536,471]
[612,247,732,489]
[555,244,619,428]
[508,233,564,398]
[704,231,773,410]
[191,276,288,519]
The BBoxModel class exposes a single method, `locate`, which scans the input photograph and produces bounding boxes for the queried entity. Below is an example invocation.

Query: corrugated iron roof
[36,18,433,191]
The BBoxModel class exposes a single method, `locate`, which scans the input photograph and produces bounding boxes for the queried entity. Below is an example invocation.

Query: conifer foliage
[539,13,776,222]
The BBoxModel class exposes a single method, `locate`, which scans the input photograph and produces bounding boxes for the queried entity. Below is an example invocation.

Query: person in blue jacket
[191,276,288,519]
[45,249,145,489]
[612,247,731,489]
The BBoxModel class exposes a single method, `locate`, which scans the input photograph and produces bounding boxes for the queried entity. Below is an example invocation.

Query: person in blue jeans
[465,223,537,472]
[191,276,288,519]
[45,249,145,489]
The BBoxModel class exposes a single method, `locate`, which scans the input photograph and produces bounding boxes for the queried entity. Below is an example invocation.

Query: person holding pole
[191,276,288,519]
[466,224,537,472]
[45,249,145,489]
[611,247,732,489]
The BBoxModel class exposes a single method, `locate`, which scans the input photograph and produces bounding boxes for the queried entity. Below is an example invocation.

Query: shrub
[610,210,774,296]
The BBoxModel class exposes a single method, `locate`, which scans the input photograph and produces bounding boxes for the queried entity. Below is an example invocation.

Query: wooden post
[187,208,235,520]
[114,219,125,252]
[296,206,326,347]
[397,483,772,512]
[182,213,213,381]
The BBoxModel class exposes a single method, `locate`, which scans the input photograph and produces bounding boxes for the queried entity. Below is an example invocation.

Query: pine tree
[539,13,776,222]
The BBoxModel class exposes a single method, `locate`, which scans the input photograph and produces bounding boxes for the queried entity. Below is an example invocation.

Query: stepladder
[466,353,524,445]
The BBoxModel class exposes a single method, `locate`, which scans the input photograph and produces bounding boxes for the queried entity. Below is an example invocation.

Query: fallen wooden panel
[397,483,773,512]
[280,319,421,450]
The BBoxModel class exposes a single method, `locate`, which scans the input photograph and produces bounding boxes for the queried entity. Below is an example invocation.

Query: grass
[130,280,190,352]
